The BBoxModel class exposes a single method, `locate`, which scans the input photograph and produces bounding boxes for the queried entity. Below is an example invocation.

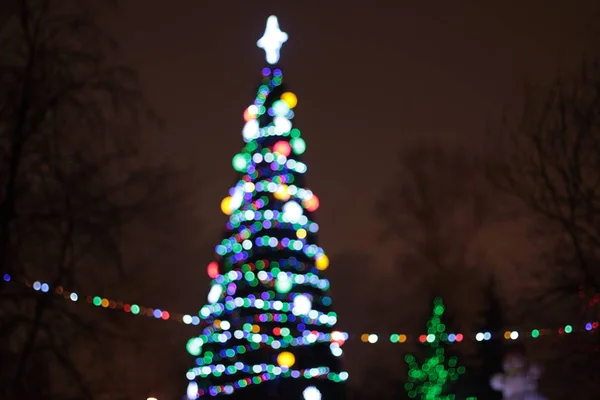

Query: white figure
[490,348,547,400]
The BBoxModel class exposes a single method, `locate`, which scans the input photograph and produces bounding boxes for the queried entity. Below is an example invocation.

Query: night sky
[100,1,600,396]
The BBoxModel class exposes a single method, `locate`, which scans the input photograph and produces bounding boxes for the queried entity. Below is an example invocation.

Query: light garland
[2,273,207,326]
[4,272,599,344]
[183,56,347,397]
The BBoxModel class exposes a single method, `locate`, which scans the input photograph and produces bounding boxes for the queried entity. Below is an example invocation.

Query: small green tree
[404,297,466,400]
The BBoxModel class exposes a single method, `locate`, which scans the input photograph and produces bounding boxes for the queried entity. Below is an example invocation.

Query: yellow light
[277,351,295,368]
[274,184,290,201]
[399,334,407,343]
[296,229,307,239]
[315,254,329,270]
[220,196,233,215]
[504,331,511,340]
[252,324,260,333]
[101,298,109,308]
[360,334,369,342]
[281,92,298,108]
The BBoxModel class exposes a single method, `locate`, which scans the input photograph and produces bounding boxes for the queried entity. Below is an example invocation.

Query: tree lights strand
[2,273,208,327]
[3,272,598,344]
[185,25,347,395]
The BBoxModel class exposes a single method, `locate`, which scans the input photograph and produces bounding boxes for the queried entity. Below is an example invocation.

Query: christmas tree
[404,297,466,400]
[184,16,347,400]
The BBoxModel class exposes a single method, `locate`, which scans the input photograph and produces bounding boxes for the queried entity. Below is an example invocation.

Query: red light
[456,333,464,342]
[243,107,256,122]
[124,304,131,312]
[419,335,426,343]
[273,141,291,157]
[273,327,281,335]
[162,311,170,320]
[303,195,320,212]
[207,261,219,278]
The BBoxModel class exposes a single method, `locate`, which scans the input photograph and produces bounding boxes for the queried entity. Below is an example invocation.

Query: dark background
[3,1,599,398]
[101,1,600,392]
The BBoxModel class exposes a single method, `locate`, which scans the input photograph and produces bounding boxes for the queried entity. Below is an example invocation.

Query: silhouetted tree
[487,57,600,398]
[0,1,173,398]
[376,144,493,319]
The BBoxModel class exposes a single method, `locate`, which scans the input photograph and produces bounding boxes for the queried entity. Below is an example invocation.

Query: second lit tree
[404,297,466,400]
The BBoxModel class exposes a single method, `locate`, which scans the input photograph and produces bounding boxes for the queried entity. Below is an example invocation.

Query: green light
[405,297,464,399]
[232,153,249,172]
[290,137,306,154]
[186,337,203,356]
[531,329,540,338]
[390,334,399,343]
[564,325,573,333]
[92,296,101,306]
[275,273,293,294]
[130,304,140,314]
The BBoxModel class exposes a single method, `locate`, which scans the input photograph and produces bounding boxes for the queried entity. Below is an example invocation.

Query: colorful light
[315,254,329,271]
[277,351,296,368]
[207,262,219,278]
[273,184,291,201]
[303,194,319,212]
[273,140,292,157]
[290,137,306,154]
[4,272,598,348]
[232,154,250,172]
[220,196,233,215]
[281,92,298,108]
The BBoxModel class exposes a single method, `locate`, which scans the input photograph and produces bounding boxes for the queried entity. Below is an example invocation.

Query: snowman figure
[490,346,547,400]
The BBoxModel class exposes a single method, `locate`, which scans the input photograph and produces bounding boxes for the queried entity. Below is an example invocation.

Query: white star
[257,16,288,65]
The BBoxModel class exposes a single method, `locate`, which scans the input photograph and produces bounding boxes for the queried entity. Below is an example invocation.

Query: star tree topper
[257,15,288,65]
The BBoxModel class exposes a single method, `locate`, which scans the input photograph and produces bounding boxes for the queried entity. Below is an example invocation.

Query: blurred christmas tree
[183,16,347,400]
[404,297,466,400]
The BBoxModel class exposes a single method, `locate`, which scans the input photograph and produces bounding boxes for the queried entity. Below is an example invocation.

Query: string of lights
[4,272,598,344]
[2,273,207,326]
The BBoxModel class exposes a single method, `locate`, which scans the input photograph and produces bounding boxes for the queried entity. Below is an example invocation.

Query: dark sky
[102,0,599,393]
[108,0,599,259]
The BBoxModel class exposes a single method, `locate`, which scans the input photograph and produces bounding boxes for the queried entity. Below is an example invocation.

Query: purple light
[262,67,271,76]
[586,322,593,331]
[3,274,10,282]
[227,284,236,296]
